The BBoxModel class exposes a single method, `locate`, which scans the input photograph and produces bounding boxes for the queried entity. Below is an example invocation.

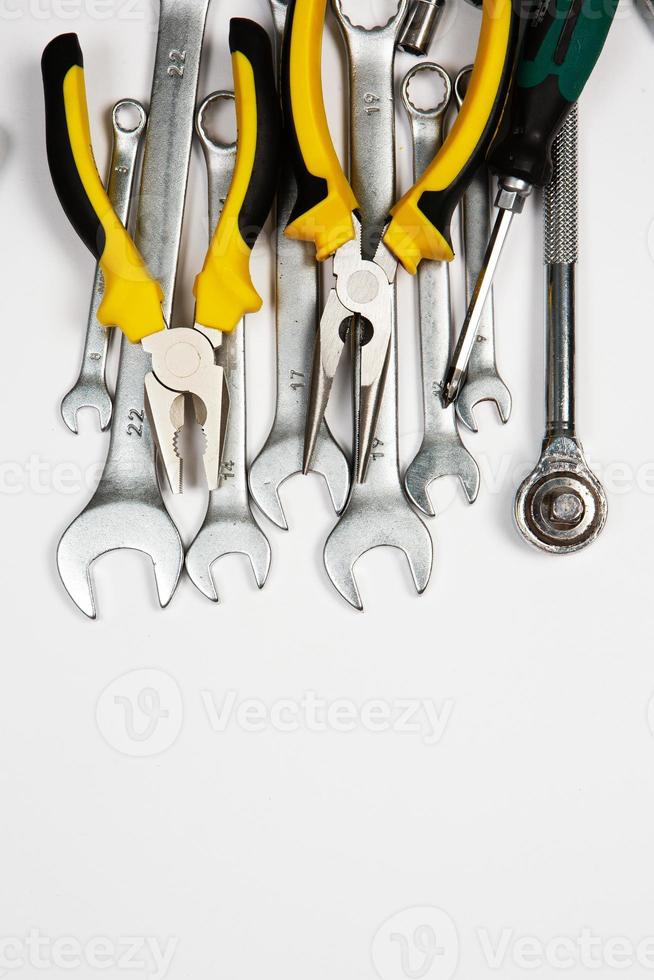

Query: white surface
[0,3,653,979]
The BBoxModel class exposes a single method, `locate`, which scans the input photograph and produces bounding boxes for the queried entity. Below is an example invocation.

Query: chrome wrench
[56,0,210,618]
[248,0,350,531]
[401,63,480,517]
[515,105,607,553]
[185,93,272,602]
[454,67,512,433]
[324,0,433,611]
[60,99,147,434]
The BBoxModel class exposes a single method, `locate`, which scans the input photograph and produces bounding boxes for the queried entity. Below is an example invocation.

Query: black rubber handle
[489,0,619,187]
[42,33,105,259]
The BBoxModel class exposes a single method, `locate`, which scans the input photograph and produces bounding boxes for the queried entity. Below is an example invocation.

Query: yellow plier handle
[42,23,281,341]
[42,33,165,343]
[384,0,526,274]
[194,18,282,331]
[283,0,359,262]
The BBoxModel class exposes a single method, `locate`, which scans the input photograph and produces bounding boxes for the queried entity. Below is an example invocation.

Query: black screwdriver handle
[489,0,619,187]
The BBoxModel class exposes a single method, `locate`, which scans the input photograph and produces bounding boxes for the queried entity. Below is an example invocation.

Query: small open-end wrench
[454,67,512,433]
[515,106,607,553]
[323,0,433,610]
[55,0,209,617]
[248,0,350,531]
[60,99,146,434]
[185,93,272,602]
[402,63,480,518]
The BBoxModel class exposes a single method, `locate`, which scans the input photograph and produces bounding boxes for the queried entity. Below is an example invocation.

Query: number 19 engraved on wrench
[324,1,433,610]
[56,0,211,618]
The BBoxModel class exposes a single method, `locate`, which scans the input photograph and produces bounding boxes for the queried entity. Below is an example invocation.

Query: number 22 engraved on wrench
[126,409,144,437]
[167,50,186,78]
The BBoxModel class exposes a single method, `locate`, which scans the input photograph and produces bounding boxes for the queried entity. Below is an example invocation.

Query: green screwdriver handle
[489,0,618,187]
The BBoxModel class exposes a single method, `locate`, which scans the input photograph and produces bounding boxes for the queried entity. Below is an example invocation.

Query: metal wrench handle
[544,103,578,437]
[103,0,210,493]
[332,0,407,489]
[197,94,246,506]
[405,81,454,438]
[455,67,512,430]
[248,0,349,530]
[60,100,146,434]
[57,0,210,617]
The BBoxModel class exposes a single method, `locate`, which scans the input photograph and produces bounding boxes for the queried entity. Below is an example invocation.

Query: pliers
[283,0,526,483]
[42,20,281,494]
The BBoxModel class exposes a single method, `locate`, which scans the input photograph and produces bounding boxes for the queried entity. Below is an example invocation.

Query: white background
[0,2,653,979]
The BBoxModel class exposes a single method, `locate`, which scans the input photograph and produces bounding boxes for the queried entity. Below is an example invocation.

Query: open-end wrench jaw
[455,372,513,432]
[185,515,272,603]
[323,493,433,611]
[57,495,184,620]
[404,435,480,517]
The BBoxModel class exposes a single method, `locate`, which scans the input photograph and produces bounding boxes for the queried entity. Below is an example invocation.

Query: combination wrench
[323,0,433,611]
[60,100,146,435]
[454,67,512,433]
[248,0,350,531]
[515,106,607,553]
[401,63,480,518]
[56,0,210,617]
[185,93,272,602]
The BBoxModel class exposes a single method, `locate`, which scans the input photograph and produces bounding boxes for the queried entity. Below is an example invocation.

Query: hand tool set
[41,0,617,617]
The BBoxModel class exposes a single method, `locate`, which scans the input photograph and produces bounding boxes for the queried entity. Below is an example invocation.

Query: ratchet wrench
[60,99,146,434]
[515,106,607,553]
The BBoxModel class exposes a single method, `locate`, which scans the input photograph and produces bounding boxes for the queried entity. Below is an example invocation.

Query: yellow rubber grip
[194,20,281,332]
[61,65,164,342]
[384,0,516,273]
[283,0,358,261]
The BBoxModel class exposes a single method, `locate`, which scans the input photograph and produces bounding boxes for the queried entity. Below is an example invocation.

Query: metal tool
[285,0,524,487]
[248,0,350,531]
[319,0,432,610]
[60,99,146,434]
[51,0,211,618]
[401,63,479,517]
[44,26,279,498]
[515,107,607,553]
[442,0,619,406]
[454,67,511,432]
[185,93,272,602]
[398,0,445,55]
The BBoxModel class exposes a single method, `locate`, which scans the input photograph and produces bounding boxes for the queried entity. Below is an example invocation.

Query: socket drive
[398,0,445,55]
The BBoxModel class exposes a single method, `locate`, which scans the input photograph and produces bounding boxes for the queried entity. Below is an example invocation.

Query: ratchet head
[514,436,607,554]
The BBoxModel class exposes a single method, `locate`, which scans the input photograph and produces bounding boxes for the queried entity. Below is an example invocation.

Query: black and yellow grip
[383,0,524,274]
[282,0,358,262]
[194,19,282,331]
[41,33,165,343]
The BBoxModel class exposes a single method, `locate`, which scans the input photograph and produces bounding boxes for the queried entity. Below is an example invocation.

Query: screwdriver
[442,0,619,407]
